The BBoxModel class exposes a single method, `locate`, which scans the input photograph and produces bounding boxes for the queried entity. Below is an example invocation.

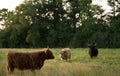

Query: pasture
[0,48,120,76]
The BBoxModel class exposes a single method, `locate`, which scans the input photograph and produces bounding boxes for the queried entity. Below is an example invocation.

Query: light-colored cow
[59,48,71,61]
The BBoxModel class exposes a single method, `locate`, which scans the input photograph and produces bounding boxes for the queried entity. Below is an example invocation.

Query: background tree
[106,0,120,48]
[0,0,120,48]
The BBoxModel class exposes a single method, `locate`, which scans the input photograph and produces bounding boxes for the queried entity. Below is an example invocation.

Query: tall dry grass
[0,48,120,76]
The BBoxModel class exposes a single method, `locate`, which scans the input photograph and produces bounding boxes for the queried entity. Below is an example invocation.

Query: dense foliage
[0,0,120,48]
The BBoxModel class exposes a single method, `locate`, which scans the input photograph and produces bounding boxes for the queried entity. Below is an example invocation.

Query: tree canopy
[0,0,120,48]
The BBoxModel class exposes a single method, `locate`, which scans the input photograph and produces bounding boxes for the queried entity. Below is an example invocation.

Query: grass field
[0,48,120,76]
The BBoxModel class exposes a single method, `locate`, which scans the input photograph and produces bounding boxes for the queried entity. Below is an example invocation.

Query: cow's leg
[10,67,14,73]
[7,65,10,71]
[7,65,14,75]
[8,64,14,73]
[8,66,14,73]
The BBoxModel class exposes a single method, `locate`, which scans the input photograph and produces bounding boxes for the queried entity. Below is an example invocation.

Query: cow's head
[45,48,54,59]
[59,51,68,60]
[88,43,96,49]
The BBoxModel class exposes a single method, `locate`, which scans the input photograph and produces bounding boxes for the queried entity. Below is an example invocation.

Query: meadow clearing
[0,48,120,76]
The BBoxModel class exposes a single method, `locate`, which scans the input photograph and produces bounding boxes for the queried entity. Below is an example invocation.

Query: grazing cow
[88,43,98,58]
[58,48,71,61]
[7,48,54,73]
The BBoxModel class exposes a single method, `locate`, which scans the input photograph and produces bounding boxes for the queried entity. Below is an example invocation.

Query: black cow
[88,43,98,58]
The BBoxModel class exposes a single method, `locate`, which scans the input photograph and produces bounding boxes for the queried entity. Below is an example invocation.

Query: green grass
[0,48,120,76]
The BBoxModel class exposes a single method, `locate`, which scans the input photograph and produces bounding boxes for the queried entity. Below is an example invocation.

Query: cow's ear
[45,48,50,54]
[47,47,49,50]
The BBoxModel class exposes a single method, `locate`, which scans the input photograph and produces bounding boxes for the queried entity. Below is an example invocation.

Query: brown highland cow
[7,48,54,73]
[59,48,71,61]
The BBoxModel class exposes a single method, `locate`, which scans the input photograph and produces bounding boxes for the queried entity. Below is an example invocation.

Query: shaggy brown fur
[59,48,71,61]
[88,43,98,58]
[7,48,54,73]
